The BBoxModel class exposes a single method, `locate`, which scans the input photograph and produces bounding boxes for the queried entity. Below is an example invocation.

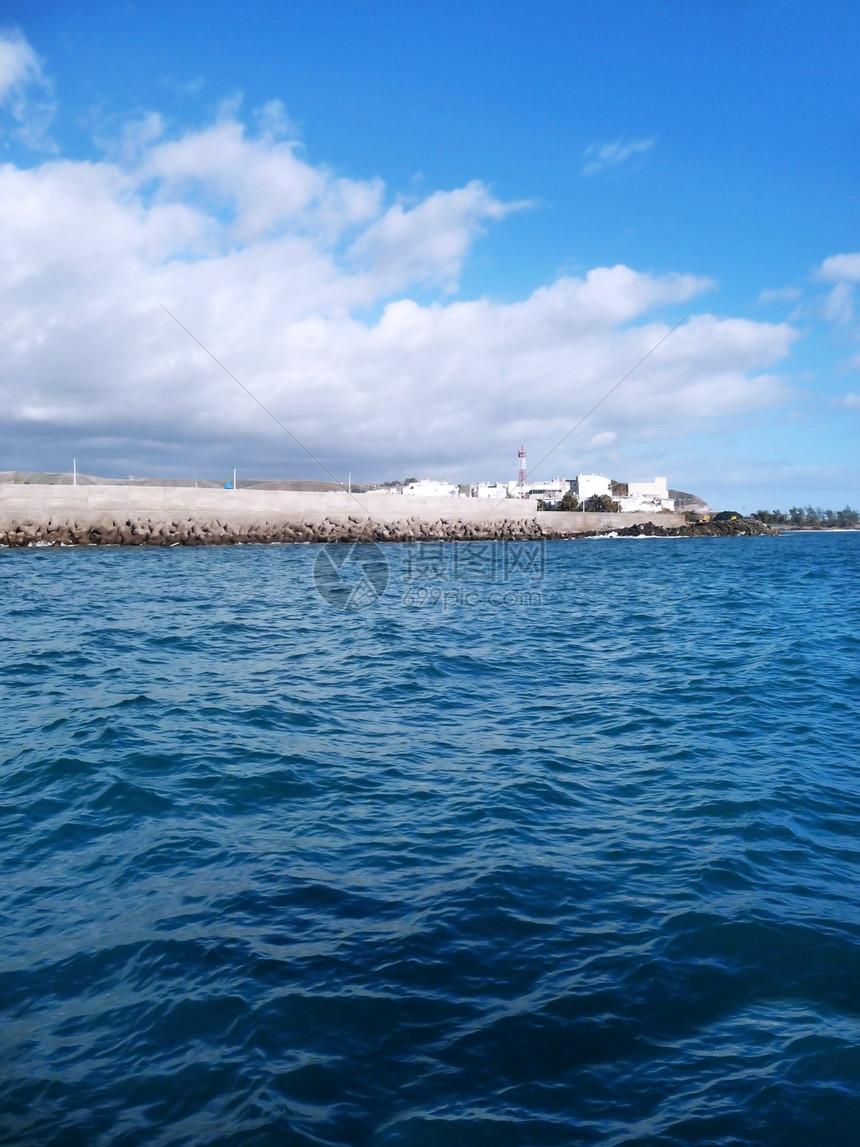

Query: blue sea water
[1,532,859,1146]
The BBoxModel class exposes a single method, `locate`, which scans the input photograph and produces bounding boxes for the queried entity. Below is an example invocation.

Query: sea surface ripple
[1,532,859,1145]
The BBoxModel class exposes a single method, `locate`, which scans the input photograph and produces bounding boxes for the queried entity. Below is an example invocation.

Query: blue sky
[1,0,858,508]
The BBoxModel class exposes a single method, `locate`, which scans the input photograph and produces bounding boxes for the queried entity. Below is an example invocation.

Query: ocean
[1,532,859,1145]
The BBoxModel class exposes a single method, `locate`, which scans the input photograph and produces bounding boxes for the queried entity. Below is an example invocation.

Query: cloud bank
[0,35,798,483]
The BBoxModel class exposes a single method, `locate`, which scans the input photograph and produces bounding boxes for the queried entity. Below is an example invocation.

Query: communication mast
[517,445,527,497]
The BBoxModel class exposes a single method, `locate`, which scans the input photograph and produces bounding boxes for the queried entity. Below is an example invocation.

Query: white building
[526,478,568,505]
[568,473,675,511]
[618,477,674,512]
[629,476,670,501]
[470,481,509,499]
[572,474,612,502]
[466,471,674,511]
[402,479,461,498]
[506,479,529,498]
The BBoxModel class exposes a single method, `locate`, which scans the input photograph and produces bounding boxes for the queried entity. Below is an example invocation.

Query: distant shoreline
[0,481,781,547]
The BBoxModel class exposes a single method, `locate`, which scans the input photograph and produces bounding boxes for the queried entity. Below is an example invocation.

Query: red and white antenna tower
[517,445,527,497]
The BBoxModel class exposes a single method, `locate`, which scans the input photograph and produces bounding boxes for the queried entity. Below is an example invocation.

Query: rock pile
[0,514,558,547]
[0,513,777,547]
[604,517,775,538]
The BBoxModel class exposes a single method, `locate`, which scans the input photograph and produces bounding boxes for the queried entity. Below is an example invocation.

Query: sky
[0,0,858,510]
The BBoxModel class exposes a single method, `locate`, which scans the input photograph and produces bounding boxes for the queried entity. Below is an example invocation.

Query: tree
[558,491,580,512]
[583,494,620,513]
[751,505,858,528]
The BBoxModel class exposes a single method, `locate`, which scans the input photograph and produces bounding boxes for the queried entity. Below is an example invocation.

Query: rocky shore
[584,517,776,539]
[0,513,774,547]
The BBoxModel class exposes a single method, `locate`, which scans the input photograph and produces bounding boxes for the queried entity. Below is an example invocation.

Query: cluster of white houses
[393,475,674,512]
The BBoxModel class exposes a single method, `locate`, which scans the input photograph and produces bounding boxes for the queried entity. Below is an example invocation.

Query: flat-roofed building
[403,479,461,498]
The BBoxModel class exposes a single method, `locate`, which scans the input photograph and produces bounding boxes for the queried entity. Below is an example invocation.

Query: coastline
[0,483,775,546]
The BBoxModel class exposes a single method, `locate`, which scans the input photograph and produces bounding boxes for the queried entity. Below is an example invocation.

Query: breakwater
[0,483,771,545]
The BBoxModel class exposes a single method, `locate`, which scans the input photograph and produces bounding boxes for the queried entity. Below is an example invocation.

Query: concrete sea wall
[0,484,687,546]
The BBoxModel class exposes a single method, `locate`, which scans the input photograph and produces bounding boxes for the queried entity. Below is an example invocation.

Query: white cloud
[757,286,802,305]
[815,254,860,368]
[834,393,860,409]
[349,182,529,292]
[0,30,55,149]
[821,282,854,325]
[582,137,656,177]
[0,68,799,482]
[817,253,860,282]
[0,31,38,97]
